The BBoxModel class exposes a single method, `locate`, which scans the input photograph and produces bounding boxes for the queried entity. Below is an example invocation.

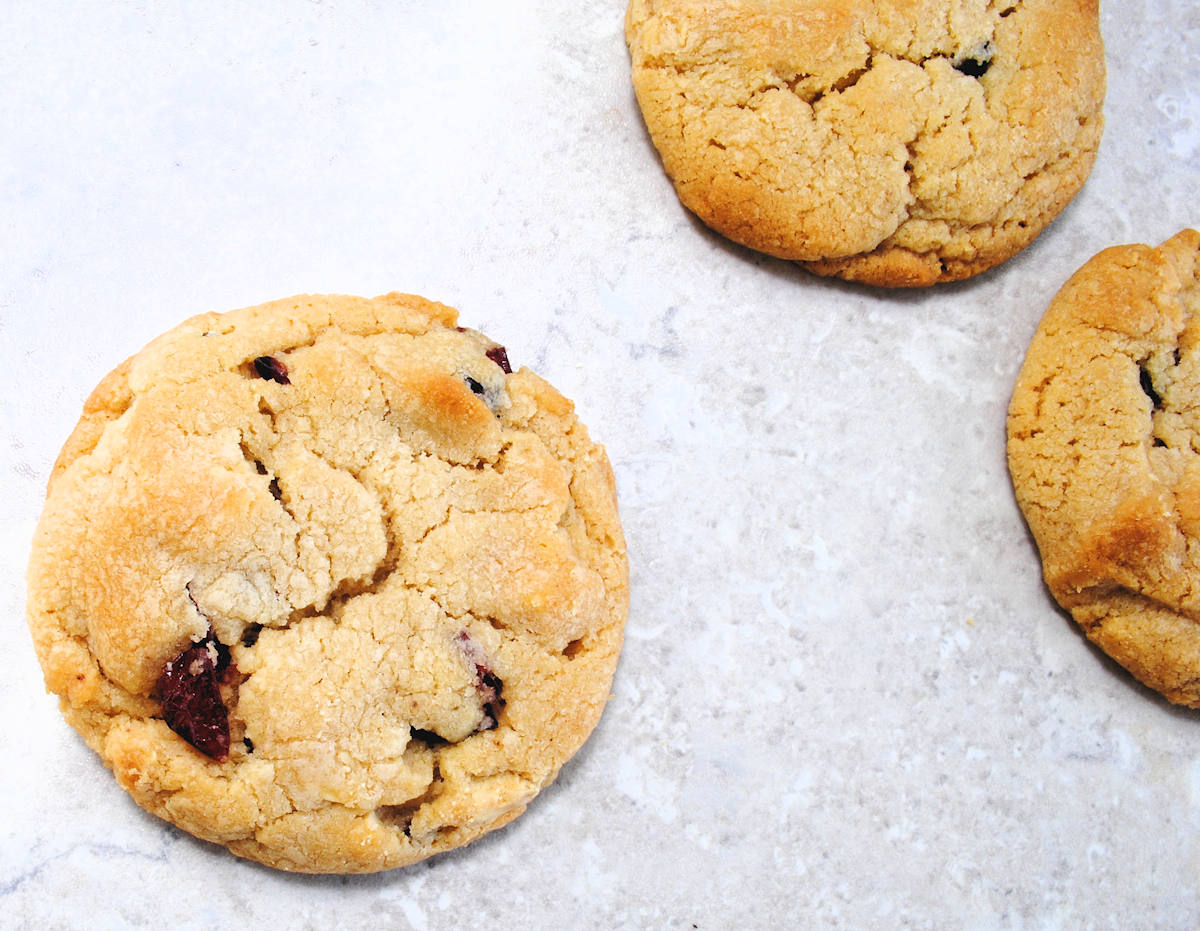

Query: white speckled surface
[2,1,1198,927]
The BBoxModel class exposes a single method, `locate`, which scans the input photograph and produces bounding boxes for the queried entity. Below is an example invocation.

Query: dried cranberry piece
[252,355,290,384]
[157,633,232,762]
[454,631,506,731]
[485,346,512,374]
[476,669,505,731]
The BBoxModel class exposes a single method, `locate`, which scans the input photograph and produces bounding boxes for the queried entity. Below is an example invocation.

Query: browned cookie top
[1008,230,1200,705]
[626,0,1106,286]
[26,292,628,872]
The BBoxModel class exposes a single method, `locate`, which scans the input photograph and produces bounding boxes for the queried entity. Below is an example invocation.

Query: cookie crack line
[239,355,404,625]
[689,45,988,118]
[1079,584,1200,635]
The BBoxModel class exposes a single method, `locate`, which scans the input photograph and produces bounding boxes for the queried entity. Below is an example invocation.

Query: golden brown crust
[1007,230,1200,705]
[626,0,1106,286]
[26,292,629,872]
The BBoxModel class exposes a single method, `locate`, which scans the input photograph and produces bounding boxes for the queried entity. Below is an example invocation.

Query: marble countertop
[2,2,1198,927]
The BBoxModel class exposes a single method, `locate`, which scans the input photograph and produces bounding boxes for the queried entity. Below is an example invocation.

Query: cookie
[1008,230,1200,706]
[26,292,629,872]
[625,0,1106,286]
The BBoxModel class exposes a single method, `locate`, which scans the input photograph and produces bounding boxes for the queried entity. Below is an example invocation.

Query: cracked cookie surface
[26,292,629,872]
[1008,230,1200,705]
[626,0,1105,286]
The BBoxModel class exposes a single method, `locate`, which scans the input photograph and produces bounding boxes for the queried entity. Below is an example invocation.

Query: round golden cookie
[26,292,629,872]
[1008,230,1200,705]
[625,0,1106,286]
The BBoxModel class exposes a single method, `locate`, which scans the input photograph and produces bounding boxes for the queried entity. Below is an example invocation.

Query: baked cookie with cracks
[626,0,1106,286]
[26,292,628,873]
[1008,230,1200,705]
